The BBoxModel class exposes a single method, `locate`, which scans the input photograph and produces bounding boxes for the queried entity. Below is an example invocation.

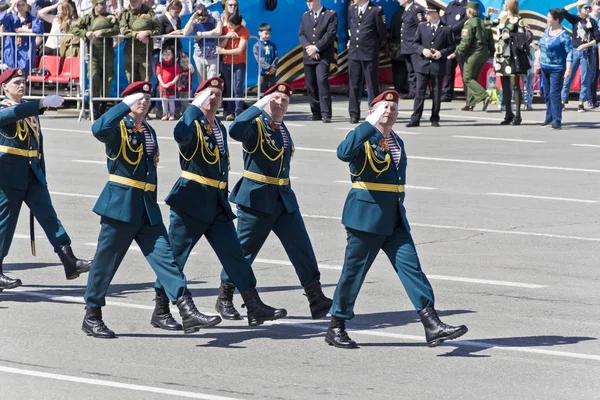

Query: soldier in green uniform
[448,1,492,111]
[70,0,120,119]
[119,0,159,83]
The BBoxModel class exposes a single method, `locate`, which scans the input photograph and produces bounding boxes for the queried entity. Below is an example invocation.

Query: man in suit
[347,0,387,123]
[154,77,287,329]
[399,0,425,99]
[298,0,338,123]
[407,3,455,127]
[220,83,332,320]
[440,0,468,101]
[325,90,468,349]
[0,68,91,291]
[83,81,222,338]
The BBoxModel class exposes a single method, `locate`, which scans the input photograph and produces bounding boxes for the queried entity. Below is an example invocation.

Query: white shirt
[430,21,440,32]
[312,6,323,19]
[358,2,368,15]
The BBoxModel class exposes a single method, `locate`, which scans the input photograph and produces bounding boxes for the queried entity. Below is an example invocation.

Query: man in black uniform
[347,0,387,124]
[389,5,407,95]
[399,0,424,99]
[440,0,468,101]
[298,0,338,123]
[407,2,455,127]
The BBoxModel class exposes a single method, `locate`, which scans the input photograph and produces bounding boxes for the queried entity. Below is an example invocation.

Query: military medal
[269,120,278,131]
[131,136,138,146]
[204,124,212,132]
[379,139,390,152]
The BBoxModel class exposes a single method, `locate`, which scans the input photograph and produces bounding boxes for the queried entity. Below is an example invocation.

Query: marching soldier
[347,0,386,123]
[0,68,91,291]
[83,81,222,338]
[440,0,468,101]
[219,83,332,320]
[70,0,120,119]
[298,0,338,123]
[407,3,455,127]
[325,90,468,349]
[152,77,287,329]
[399,0,425,99]
[448,1,491,111]
[120,0,159,83]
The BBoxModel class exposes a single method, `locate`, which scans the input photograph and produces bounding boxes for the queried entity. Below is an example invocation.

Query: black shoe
[405,121,420,127]
[322,116,331,123]
[325,316,358,348]
[240,288,287,326]
[418,306,468,347]
[56,245,91,280]
[431,121,440,127]
[311,114,322,121]
[481,97,491,112]
[500,117,513,125]
[0,261,22,290]
[82,306,116,339]
[215,281,242,320]
[461,105,474,111]
[304,280,332,319]
[151,290,183,330]
[510,117,522,126]
[350,117,359,124]
[176,294,222,334]
[441,97,452,102]
[402,94,415,100]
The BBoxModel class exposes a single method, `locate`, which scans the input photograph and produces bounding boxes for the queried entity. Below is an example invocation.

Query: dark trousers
[156,207,257,293]
[259,73,277,96]
[348,58,380,119]
[411,72,443,123]
[500,75,522,120]
[84,215,187,308]
[542,68,565,128]
[404,55,416,96]
[0,174,70,261]
[587,49,599,105]
[329,224,435,320]
[442,52,466,99]
[391,58,408,94]
[222,63,246,117]
[221,200,320,288]
[304,60,332,118]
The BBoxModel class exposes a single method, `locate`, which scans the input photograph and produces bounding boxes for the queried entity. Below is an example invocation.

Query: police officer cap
[424,0,442,13]
[370,90,400,107]
[466,1,479,10]
[195,77,225,95]
[121,81,153,97]
[0,68,24,85]
[92,0,107,5]
[264,83,293,98]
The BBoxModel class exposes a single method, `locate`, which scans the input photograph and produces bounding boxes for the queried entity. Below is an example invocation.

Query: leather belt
[243,170,289,186]
[352,181,405,193]
[108,174,157,192]
[181,171,227,189]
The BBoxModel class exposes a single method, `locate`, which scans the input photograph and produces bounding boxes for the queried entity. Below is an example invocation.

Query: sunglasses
[583,5,592,9]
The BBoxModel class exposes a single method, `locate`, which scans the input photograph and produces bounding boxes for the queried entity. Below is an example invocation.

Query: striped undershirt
[212,124,226,154]
[386,134,401,165]
[142,124,155,154]
[274,122,289,149]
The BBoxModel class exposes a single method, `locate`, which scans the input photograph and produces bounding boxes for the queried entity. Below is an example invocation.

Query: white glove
[192,90,211,109]
[366,104,387,126]
[123,93,145,107]
[254,94,271,110]
[42,95,64,108]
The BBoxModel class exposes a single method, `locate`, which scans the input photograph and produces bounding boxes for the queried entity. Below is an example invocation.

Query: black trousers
[501,75,522,121]
[304,61,332,118]
[404,55,416,97]
[442,53,466,99]
[348,58,380,119]
[391,58,408,94]
[411,72,443,123]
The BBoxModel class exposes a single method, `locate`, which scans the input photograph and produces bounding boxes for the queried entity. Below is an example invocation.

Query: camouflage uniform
[119,5,159,83]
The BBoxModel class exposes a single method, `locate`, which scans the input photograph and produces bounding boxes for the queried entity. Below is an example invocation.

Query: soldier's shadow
[3,262,63,272]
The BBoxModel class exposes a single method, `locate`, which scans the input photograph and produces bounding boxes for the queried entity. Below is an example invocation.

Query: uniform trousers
[348,58,380,119]
[412,72,443,123]
[404,56,417,97]
[304,60,332,118]
[463,52,488,107]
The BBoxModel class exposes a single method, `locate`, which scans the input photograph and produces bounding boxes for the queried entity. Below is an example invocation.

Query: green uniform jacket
[120,5,159,39]
[455,16,490,58]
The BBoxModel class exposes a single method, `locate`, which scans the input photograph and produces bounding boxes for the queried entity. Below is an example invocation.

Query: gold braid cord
[102,121,143,166]
[242,118,285,177]
[345,141,391,178]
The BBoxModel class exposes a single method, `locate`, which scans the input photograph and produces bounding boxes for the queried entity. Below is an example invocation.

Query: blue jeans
[523,72,535,106]
[221,63,246,116]
[542,68,565,128]
[587,47,598,105]
[561,48,588,103]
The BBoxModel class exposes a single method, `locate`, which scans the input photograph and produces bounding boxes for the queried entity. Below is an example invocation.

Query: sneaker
[587,102,596,109]
[578,104,585,113]
[540,120,552,127]
[551,124,562,130]
[561,102,566,111]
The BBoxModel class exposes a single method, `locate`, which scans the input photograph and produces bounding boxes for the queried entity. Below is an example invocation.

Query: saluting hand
[41,95,64,108]
[254,94,272,110]
[192,90,212,109]
[123,93,145,107]
[366,104,386,126]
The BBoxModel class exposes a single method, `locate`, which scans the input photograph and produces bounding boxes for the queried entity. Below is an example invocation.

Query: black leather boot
[418,306,468,347]
[215,281,242,320]
[57,245,92,280]
[0,260,22,290]
[176,293,222,334]
[240,288,287,326]
[82,306,116,338]
[303,280,332,319]
[150,290,183,330]
[325,316,358,349]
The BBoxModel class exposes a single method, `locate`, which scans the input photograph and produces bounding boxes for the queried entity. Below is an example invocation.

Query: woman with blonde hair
[37,0,77,56]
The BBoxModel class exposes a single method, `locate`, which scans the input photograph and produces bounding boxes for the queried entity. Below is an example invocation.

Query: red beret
[121,81,152,97]
[370,90,400,107]
[264,83,293,97]
[0,68,24,85]
[195,77,224,95]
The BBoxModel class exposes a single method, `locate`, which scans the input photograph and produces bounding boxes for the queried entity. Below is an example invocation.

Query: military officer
[120,0,159,83]
[325,90,469,349]
[407,3,455,127]
[399,0,425,99]
[347,0,387,123]
[152,77,287,329]
[0,68,91,291]
[298,0,338,123]
[83,81,221,339]
[220,83,332,320]
[448,1,491,111]
[440,0,468,101]
[70,0,120,119]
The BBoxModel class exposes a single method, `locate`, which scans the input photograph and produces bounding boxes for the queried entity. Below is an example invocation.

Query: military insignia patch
[211,79,218,86]
[143,84,149,92]
[278,84,286,92]
[17,69,23,76]
[386,93,394,101]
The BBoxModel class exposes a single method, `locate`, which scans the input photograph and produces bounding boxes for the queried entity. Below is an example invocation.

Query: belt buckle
[278,178,286,186]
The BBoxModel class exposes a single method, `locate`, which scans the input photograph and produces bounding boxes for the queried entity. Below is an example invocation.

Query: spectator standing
[440,0,468,102]
[389,3,407,95]
[254,23,277,96]
[399,0,424,100]
[156,47,180,120]
[1,0,44,76]
[587,0,600,107]
[220,0,244,26]
[216,12,249,120]
[522,42,536,110]
[177,54,194,110]
[37,0,77,56]
[183,3,222,82]
[535,8,573,129]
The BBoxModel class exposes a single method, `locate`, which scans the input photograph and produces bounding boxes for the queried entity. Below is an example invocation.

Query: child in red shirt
[156,47,180,121]
[177,54,195,113]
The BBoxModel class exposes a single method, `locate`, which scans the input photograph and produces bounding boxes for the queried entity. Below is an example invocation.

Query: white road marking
[284,123,304,127]
[453,135,546,144]
[83,242,195,255]
[488,192,598,204]
[571,143,600,148]
[253,258,545,288]
[333,181,437,190]
[333,127,420,135]
[44,127,89,134]
[72,160,165,169]
[50,191,98,199]
[0,366,241,400]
